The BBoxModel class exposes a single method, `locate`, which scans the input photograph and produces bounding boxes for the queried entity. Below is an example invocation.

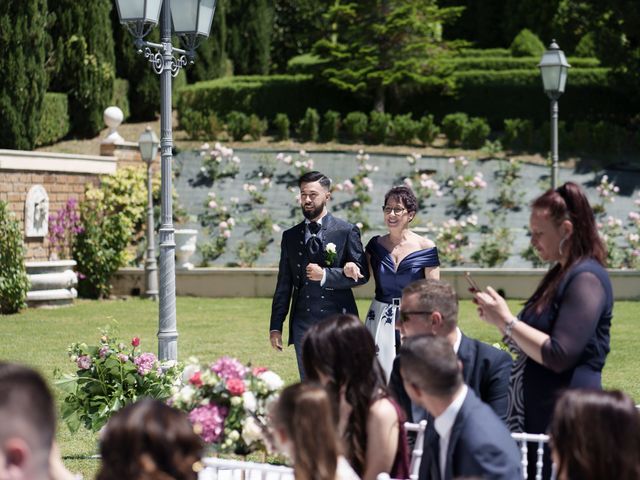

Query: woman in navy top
[345,186,440,380]
[474,182,613,479]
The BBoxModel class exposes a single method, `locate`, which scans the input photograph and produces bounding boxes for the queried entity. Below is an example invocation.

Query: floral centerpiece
[56,331,180,432]
[171,356,283,455]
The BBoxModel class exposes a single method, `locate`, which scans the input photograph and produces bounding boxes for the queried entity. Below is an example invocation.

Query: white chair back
[404,420,428,480]
[200,457,294,480]
[511,432,550,480]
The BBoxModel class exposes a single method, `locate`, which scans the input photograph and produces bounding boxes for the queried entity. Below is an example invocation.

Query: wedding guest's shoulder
[416,234,436,250]
[369,396,399,421]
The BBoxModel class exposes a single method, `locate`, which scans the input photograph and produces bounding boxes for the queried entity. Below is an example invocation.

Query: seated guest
[550,389,640,480]
[399,335,521,480]
[270,382,360,480]
[389,279,512,422]
[97,399,203,480]
[303,314,409,480]
[0,362,74,480]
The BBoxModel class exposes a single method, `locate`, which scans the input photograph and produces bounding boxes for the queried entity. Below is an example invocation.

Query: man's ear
[4,437,30,471]
[430,311,444,334]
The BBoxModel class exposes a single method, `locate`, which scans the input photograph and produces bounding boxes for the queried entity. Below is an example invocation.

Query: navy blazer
[269,213,369,345]
[421,389,522,480]
[389,333,512,421]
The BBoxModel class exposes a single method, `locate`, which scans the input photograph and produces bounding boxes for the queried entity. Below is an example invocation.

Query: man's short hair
[402,278,458,332]
[298,171,331,190]
[0,362,55,457]
[399,335,462,397]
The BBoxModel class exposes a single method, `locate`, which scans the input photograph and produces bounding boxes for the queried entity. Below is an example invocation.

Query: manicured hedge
[36,93,70,147]
[441,57,600,71]
[457,48,510,57]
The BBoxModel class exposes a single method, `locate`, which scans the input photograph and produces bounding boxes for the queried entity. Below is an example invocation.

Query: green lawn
[0,297,638,477]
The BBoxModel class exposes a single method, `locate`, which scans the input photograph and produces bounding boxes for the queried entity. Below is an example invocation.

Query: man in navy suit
[389,278,512,422]
[269,171,369,377]
[400,335,521,480]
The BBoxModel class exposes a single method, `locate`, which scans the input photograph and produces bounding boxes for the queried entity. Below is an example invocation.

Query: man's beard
[302,203,325,220]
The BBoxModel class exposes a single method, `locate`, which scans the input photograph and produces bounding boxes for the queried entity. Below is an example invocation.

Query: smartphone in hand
[464,272,481,293]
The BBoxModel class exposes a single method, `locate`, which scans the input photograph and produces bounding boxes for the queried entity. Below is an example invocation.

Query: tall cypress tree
[227,0,274,74]
[48,0,115,137]
[0,0,48,149]
[186,0,229,83]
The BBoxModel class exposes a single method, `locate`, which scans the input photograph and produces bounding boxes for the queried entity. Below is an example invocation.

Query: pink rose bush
[171,356,283,454]
[57,330,180,432]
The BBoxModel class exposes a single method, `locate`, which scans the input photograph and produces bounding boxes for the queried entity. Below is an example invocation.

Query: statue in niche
[25,185,49,238]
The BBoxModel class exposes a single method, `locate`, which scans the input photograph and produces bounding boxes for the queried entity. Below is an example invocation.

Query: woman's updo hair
[384,186,418,214]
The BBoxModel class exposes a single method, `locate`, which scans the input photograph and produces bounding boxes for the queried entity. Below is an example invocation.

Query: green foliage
[226,0,274,74]
[57,330,180,432]
[286,53,329,75]
[0,202,30,314]
[320,110,341,142]
[389,114,420,145]
[273,113,290,141]
[441,56,599,71]
[575,33,597,57]
[297,108,320,142]
[442,112,469,146]
[227,111,251,141]
[248,114,268,141]
[185,0,229,83]
[418,114,440,145]
[343,112,368,143]
[48,0,115,137]
[235,211,276,267]
[509,29,545,58]
[502,118,535,151]
[461,117,490,149]
[111,78,130,121]
[313,0,463,112]
[0,0,47,150]
[457,48,511,57]
[472,225,513,267]
[368,111,393,144]
[494,158,524,210]
[36,93,70,147]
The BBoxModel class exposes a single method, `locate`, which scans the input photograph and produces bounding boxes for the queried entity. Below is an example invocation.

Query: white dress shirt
[434,384,469,478]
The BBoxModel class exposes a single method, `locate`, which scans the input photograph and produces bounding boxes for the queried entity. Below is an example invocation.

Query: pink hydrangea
[77,355,92,370]
[188,404,228,443]
[227,378,245,396]
[211,356,247,381]
[134,352,157,375]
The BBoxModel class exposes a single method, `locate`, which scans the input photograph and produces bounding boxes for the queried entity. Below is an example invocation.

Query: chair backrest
[200,457,294,480]
[404,420,428,480]
[510,432,550,480]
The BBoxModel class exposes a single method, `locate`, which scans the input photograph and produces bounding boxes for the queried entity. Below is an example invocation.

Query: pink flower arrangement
[172,356,283,454]
[134,352,158,375]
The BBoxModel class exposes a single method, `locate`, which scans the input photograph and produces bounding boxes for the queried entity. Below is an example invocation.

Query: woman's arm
[362,398,400,480]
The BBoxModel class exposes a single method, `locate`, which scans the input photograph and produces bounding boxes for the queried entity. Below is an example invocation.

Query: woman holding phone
[344,186,440,380]
[473,182,613,479]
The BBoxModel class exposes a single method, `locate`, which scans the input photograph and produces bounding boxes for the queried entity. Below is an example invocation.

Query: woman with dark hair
[270,382,360,480]
[97,399,203,480]
[302,314,409,480]
[473,182,613,479]
[345,185,440,379]
[550,389,640,480]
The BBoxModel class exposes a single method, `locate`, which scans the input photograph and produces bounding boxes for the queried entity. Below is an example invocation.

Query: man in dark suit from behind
[389,278,512,423]
[400,335,521,480]
[269,171,369,378]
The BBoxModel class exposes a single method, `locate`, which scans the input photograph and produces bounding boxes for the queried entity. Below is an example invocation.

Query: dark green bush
[502,118,535,150]
[0,201,30,314]
[567,120,628,154]
[575,33,596,58]
[111,78,130,121]
[418,115,440,145]
[368,111,393,144]
[248,114,268,140]
[320,110,340,142]
[461,117,491,149]
[442,113,469,146]
[36,93,70,147]
[510,29,545,58]
[298,108,320,142]
[180,110,210,140]
[287,53,329,75]
[389,114,420,145]
[343,112,368,143]
[273,113,290,141]
[227,111,251,141]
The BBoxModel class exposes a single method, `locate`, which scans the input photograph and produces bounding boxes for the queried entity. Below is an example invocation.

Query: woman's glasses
[382,206,406,215]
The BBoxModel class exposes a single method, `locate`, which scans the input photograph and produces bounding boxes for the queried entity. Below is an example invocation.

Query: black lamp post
[114,0,216,361]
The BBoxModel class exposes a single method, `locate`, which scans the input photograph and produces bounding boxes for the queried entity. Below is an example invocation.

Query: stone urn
[175,229,198,270]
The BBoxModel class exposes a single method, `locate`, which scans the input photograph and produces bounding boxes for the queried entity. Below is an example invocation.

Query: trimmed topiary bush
[461,117,491,149]
[368,111,393,144]
[389,114,420,145]
[418,114,440,145]
[227,111,251,141]
[36,93,70,147]
[298,107,320,142]
[248,114,268,140]
[442,112,469,146]
[503,118,535,151]
[0,201,30,313]
[320,110,340,142]
[510,29,545,58]
[343,112,368,143]
[273,113,290,141]
[180,110,210,140]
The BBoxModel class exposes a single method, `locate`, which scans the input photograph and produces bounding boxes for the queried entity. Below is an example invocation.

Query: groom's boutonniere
[325,243,337,266]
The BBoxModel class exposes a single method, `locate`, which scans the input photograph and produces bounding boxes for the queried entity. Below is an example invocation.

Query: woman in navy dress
[345,186,440,380]
[473,182,613,479]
